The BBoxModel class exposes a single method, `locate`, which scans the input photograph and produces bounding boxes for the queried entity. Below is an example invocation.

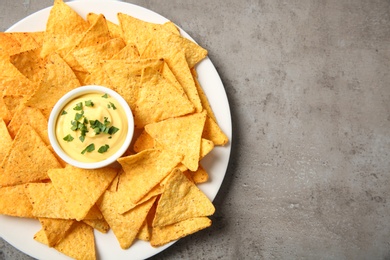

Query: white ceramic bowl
[48,85,134,169]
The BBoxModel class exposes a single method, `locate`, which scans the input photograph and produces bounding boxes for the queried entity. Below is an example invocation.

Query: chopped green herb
[108,126,119,135]
[63,134,74,142]
[75,111,84,121]
[61,110,67,115]
[79,135,85,142]
[81,143,95,154]
[85,100,94,107]
[98,144,110,153]
[102,93,108,98]
[73,102,83,111]
[108,102,117,110]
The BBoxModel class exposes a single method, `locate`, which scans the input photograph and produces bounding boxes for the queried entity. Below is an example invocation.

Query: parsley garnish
[73,102,83,111]
[108,102,117,110]
[61,110,67,115]
[81,143,95,154]
[85,100,94,107]
[98,144,110,153]
[102,93,108,98]
[63,134,74,142]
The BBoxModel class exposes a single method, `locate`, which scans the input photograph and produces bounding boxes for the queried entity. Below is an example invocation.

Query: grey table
[1,0,390,259]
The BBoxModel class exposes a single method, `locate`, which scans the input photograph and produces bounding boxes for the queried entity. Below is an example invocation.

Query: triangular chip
[116,149,182,210]
[132,66,194,128]
[151,217,211,247]
[87,12,122,39]
[25,183,72,219]
[202,115,228,146]
[98,191,156,249]
[38,218,75,247]
[10,48,46,83]
[7,105,49,145]
[0,119,12,163]
[0,184,34,218]
[153,168,215,227]
[145,111,206,171]
[48,166,117,221]
[35,221,96,260]
[0,124,61,186]
[25,53,80,118]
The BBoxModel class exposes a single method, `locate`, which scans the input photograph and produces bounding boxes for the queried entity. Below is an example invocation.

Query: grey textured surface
[1,0,390,259]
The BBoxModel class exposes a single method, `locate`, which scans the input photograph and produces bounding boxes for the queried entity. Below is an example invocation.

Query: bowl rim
[48,85,134,169]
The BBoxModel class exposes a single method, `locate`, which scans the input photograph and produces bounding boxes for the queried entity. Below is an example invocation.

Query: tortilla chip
[153,168,215,227]
[25,53,80,118]
[189,164,209,184]
[0,96,12,124]
[0,124,61,187]
[87,12,122,39]
[72,37,125,72]
[83,218,110,234]
[137,220,151,241]
[145,111,206,171]
[116,149,182,210]
[0,184,34,218]
[202,115,228,146]
[41,0,90,57]
[38,218,75,247]
[10,48,46,83]
[111,43,140,60]
[36,221,96,260]
[151,217,211,247]
[7,105,49,145]
[48,166,117,221]
[25,183,72,219]
[98,191,156,249]
[0,119,12,162]
[8,32,40,53]
[133,130,156,153]
[131,66,194,128]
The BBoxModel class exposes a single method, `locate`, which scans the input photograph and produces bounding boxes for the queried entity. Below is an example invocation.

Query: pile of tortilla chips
[0,0,228,259]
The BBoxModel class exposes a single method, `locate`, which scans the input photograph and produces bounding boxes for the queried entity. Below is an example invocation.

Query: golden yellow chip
[137,220,151,241]
[188,164,209,184]
[87,12,122,39]
[111,42,140,60]
[133,130,157,153]
[10,48,46,83]
[0,124,61,187]
[130,66,195,128]
[7,105,49,145]
[145,111,207,171]
[0,184,34,218]
[0,96,12,124]
[41,0,89,57]
[25,183,72,219]
[8,32,40,53]
[0,118,12,163]
[83,218,110,234]
[38,218,75,247]
[48,166,117,221]
[151,217,211,247]
[98,191,156,249]
[35,221,96,260]
[202,115,228,146]
[153,168,215,227]
[116,149,182,210]
[72,37,126,72]
[25,53,80,118]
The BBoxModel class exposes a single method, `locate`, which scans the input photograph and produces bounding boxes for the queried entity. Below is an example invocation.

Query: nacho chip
[0,124,61,187]
[98,191,156,249]
[111,43,140,60]
[7,105,49,145]
[48,166,117,221]
[35,221,96,260]
[25,53,80,118]
[116,149,182,209]
[87,12,122,39]
[0,119,12,162]
[38,218,75,247]
[151,217,211,247]
[10,48,46,83]
[0,184,34,218]
[25,183,72,219]
[145,111,207,171]
[83,218,110,234]
[0,96,12,124]
[132,66,195,128]
[41,0,90,57]
[153,168,215,227]
[202,115,228,146]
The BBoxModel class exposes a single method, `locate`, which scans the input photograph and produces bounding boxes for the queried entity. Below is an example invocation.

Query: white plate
[0,1,232,259]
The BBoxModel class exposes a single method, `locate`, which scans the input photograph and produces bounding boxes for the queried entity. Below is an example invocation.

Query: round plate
[0,1,232,259]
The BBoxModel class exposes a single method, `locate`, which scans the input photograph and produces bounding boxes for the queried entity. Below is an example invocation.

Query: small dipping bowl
[48,85,134,169]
